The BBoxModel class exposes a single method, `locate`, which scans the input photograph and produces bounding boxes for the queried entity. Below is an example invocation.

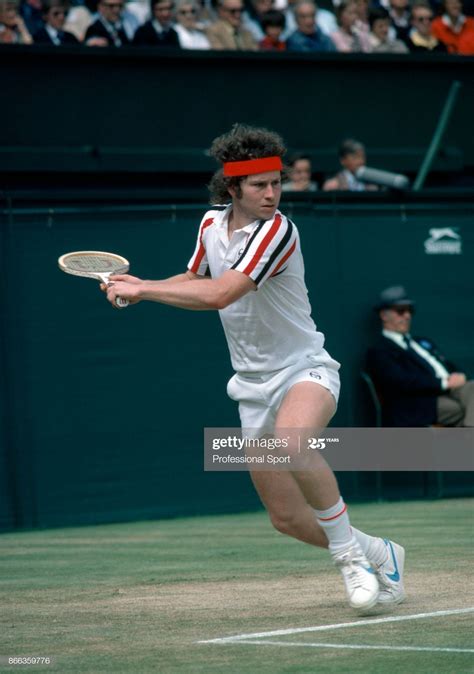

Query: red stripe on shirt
[190,218,213,274]
[242,214,282,276]
[317,503,347,522]
[270,239,296,277]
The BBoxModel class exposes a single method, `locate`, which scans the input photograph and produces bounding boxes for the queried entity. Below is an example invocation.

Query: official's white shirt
[383,329,449,388]
[188,205,326,374]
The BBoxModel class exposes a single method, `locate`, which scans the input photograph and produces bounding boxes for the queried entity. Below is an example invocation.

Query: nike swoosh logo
[384,539,400,582]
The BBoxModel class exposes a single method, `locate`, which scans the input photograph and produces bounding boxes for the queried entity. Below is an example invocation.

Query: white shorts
[226,350,341,435]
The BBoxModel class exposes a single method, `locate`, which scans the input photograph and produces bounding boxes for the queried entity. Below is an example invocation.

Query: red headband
[223,156,283,177]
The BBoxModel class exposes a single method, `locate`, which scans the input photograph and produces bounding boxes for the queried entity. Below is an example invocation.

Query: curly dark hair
[208,124,286,204]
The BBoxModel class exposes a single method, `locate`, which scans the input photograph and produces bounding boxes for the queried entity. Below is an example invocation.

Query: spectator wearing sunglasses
[405,0,447,51]
[174,0,210,48]
[34,0,79,43]
[206,0,257,49]
[133,0,180,45]
[84,0,131,45]
[366,286,474,427]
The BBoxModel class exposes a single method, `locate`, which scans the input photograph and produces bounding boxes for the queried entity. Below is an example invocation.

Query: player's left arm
[106,270,255,310]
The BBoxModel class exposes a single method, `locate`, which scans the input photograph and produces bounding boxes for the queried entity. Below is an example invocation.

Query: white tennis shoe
[332,541,379,611]
[374,539,406,605]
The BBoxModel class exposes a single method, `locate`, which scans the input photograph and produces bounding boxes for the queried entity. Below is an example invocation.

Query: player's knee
[269,509,299,537]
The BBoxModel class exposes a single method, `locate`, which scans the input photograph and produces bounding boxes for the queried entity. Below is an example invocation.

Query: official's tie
[402,334,437,375]
[403,335,412,350]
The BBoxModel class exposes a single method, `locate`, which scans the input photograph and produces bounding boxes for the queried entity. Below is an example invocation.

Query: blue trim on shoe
[383,538,400,582]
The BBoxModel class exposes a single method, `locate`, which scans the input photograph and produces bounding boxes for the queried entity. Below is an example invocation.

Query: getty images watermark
[204,428,474,471]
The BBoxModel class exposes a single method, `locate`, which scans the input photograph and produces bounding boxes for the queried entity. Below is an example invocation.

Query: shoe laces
[333,547,371,589]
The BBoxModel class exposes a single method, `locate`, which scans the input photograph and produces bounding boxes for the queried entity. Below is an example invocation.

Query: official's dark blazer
[33,27,80,45]
[84,19,130,46]
[132,21,180,47]
[366,335,456,427]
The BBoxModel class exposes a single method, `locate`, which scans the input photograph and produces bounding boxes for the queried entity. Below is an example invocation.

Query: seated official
[367,285,474,427]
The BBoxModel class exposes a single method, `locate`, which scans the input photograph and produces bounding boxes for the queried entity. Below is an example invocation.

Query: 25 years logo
[307,437,340,450]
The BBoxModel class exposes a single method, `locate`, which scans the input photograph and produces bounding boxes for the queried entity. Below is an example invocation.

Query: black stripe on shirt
[230,220,266,270]
[253,219,294,286]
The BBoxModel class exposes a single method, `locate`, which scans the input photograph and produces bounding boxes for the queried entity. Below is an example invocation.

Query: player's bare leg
[275,381,339,509]
[252,381,379,610]
[250,471,329,548]
[250,382,335,547]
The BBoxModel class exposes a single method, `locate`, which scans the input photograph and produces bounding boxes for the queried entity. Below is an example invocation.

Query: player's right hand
[109,274,142,284]
[100,274,142,292]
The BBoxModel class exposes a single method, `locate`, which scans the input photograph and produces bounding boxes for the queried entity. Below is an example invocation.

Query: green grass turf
[0,499,473,673]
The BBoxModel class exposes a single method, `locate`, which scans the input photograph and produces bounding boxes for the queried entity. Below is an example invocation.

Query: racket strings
[63,255,124,273]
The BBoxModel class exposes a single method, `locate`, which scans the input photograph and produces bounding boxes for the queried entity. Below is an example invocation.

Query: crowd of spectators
[1,0,473,52]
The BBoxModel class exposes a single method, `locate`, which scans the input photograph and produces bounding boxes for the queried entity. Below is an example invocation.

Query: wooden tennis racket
[58,251,130,307]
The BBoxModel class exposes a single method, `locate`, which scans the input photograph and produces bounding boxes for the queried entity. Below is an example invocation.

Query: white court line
[231,640,474,654]
[198,607,474,644]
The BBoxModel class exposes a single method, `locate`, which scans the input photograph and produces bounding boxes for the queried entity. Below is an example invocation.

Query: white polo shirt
[188,205,325,374]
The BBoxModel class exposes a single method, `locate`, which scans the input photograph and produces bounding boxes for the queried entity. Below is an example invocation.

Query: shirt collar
[152,19,167,33]
[369,34,382,47]
[100,15,122,31]
[216,204,278,233]
[46,24,59,39]
[343,169,365,191]
[383,329,409,348]
[442,13,466,31]
[410,29,438,48]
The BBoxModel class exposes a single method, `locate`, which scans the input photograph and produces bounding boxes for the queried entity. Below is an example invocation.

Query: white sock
[314,497,354,553]
[352,527,387,566]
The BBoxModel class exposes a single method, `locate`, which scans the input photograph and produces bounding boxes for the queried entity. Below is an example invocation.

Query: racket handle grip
[116,297,129,308]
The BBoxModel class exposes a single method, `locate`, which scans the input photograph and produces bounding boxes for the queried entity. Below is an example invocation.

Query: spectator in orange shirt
[259,8,286,49]
[432,0,474,54]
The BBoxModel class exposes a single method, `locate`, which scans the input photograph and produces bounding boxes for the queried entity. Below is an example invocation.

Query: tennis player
[104,124,405,612]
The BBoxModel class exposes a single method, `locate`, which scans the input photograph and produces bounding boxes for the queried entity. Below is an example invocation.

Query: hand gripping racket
[58,251,130,307]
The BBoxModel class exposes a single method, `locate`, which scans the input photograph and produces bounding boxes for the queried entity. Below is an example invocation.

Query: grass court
[1,498,473,673]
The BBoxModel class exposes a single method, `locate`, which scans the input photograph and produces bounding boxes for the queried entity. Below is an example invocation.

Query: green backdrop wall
[0,193,473,531]
[1,48,474,185]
